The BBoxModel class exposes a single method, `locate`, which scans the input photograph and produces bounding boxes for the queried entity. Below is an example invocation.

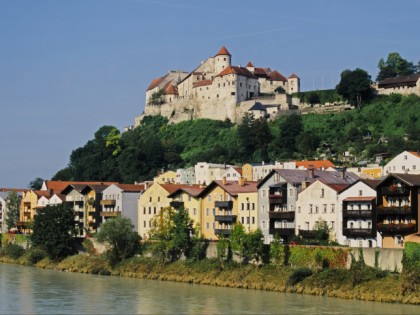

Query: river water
[0,263,418,314]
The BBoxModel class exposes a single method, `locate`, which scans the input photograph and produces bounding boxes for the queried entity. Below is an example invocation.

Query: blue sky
[1,0,419,188]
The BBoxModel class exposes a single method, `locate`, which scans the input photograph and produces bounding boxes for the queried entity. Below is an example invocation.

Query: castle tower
[214,46,231,74]
[287,73,300,94]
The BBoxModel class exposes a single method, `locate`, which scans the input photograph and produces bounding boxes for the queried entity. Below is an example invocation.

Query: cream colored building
[135,47,300,125]
[194,162,232,185]
[198,178,258,240]
[376,74,420,96]
[237,190,259,233]
[168,186,205,233]
[154,170,177,184]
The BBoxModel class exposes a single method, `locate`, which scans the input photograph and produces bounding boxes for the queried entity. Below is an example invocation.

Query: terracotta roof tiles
[216,66,258,79]
[268,70,288,82]
[215,46,231,56]
[146,77,164,91]
[295,160,335,169]
[193,79,213,88]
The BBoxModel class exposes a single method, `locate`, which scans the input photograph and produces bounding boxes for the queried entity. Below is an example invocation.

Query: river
[0,263,418,314]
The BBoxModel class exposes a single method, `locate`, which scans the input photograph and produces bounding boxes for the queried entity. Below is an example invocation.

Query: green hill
[53,94,420,183]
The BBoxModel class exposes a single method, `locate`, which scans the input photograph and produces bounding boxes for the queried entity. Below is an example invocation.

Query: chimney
[341,167,347,180]
[302,181,307,190]
[238,177,244,186]
[308,166,314,179]
[222,176,227,185]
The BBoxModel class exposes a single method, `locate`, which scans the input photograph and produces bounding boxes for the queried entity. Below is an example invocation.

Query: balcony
[100,200,116,206]
[214,215,237,222]
[343,210,372,218]
[381,186,410,196]
[343,228,375,238]
[215,201,233,209]
[377,206,412,215]
[170,201,184,209]
[214,228,231,236]
[377,223,416,234]
[100,211,121,217]
[298,229,317,238]
[269,227,295,236]
[269,195,284,204]
[269,211,295,220]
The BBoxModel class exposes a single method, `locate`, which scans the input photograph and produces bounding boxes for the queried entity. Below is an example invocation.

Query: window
[331,221,335,229]
[246,217,250,224]
[193,208,197,215]
[315,206,319,214]
[206,208,209,216]
[359,190,363,196]
[144,221,146,228]
[262,190,266,197]
[148,207,151,214]
[149,197,152,202]
[331,204,335,213]
[298,206,301,213]
[404,155,407,160]
[241,203,244,211]
[309,204,313,214]
[208,195,211,201]
[231,92,236,95]
[149,220,151,227]
[321,189,324,198]
[143,207,146,215]
[252,203,255,210]
[262,220,266,229]
[241,217,244,224]
[261,205,265,214]
[323,204,327,213]
[154,207,156,214]
[252,217,255,224]
[213,208,216,215]
[289,189,293,196]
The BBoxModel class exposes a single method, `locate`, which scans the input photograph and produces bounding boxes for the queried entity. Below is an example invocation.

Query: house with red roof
[136,46,300,125]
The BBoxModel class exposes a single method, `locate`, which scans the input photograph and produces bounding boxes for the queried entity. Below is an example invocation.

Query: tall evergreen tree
[5,191,20,231]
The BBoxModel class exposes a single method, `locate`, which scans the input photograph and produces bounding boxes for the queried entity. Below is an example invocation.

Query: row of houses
[0,151,419,249]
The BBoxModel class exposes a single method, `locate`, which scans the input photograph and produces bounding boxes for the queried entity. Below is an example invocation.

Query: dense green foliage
[5,191,20,231]
[292,89,343,105]
[52,94,420,183]
[31,204,77,260]
[0,243,25,259]
[96,216,141,265]
[336,68,373,106]
[377,52,418,81]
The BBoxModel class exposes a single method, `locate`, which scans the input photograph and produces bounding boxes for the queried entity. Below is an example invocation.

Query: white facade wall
[222,167,242,181]
[384,151,420,175]
[295,181,339,241]
[0,194,7,233]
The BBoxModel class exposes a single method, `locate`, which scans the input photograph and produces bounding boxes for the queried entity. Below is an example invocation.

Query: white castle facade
[135,47,300,125]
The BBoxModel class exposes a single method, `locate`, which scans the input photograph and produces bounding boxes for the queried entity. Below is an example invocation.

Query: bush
[27,248,47,265]
[2,243,25,259]
[287,267,313,286]
[82,238,97,256]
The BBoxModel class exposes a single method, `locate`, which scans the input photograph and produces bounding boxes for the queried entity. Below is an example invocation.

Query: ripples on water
[0,263,418,314]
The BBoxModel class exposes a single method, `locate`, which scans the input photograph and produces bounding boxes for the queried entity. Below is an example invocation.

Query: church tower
[214,46,231,74]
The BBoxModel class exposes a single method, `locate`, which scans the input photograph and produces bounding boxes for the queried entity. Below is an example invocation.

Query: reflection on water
[0,263,418,314]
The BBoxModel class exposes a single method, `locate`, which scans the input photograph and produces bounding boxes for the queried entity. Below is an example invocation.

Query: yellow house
[360,167,383,179]
[242,163,253,181]
[237,190,259,233]
[154,171,177,184]
[20,190,50,228]
[198,178,258,240]
[167,186,205,233]
[138,183,194,239]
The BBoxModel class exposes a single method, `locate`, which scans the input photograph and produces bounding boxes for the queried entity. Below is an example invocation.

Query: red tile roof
[193,79,213,88]
[146,77,164,91]
[115,183,145,192]
[253,67,271,77]
[44,181,117,193]
[160,183,202,195]
[246,61,254,67]
[167,186,205,198]
[215,46,231,56]
[216,66,258,79]
[325,183,350,193]
[268,70,288,82]
[409,151,420,158]
[164,83,178,95]
[295,160,335,169]
[0,188,29,193]
[288,73,299,79]
[200,180,258,197]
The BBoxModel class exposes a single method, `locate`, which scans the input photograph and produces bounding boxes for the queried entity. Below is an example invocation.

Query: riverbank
[1,253,419,305]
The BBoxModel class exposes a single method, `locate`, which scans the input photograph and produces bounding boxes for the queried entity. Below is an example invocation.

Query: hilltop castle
[135,47,300,125]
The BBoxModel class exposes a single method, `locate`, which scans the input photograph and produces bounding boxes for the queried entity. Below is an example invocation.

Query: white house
[101,184,145,232]
[384,151,420,175]
[222,166,243,181]
[194,162,232,185]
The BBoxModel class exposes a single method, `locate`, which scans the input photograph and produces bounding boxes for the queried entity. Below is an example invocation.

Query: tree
[314,219,330,244]
[377,52,416,81]
[336,68,373,107]
[28,177,44,190]
[271,114,303,159]
[96,216,141,265]
[171,206,193,259]
[148,89,165,105]
[5,191,20,231]
[31,204,77,260]
[307,91,320,105]
[242,229,264,264]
